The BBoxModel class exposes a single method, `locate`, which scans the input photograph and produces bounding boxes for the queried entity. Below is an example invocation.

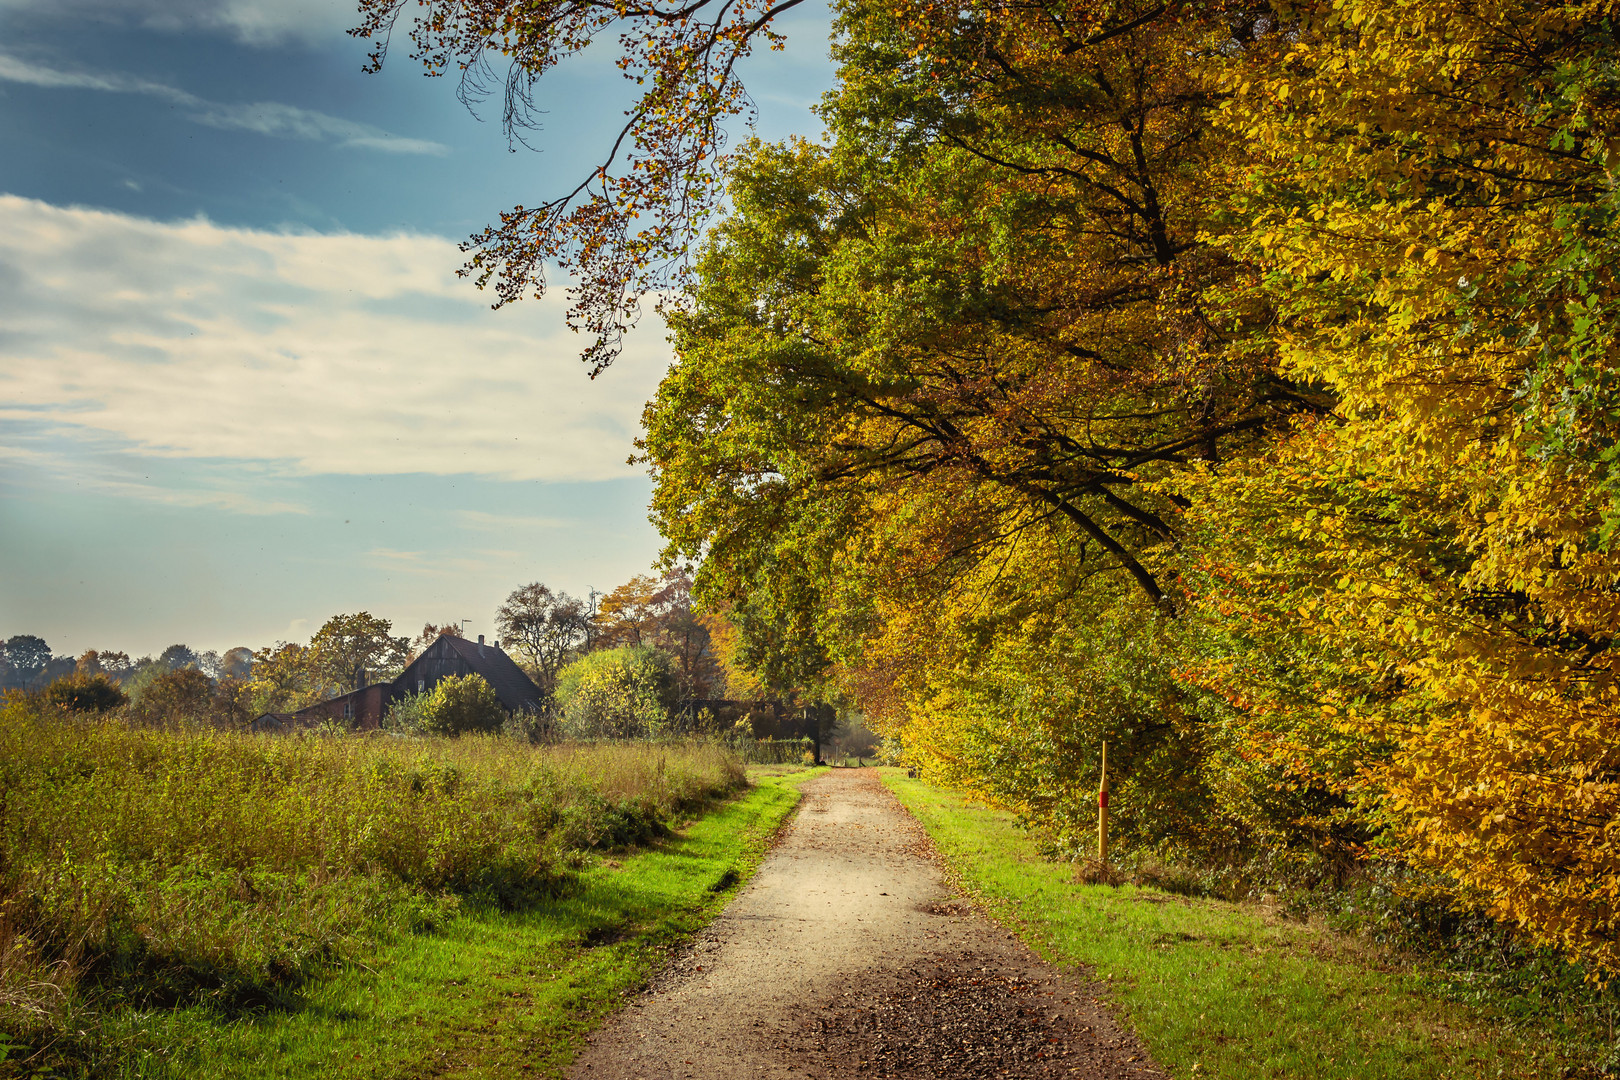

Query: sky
[0,0,836,659]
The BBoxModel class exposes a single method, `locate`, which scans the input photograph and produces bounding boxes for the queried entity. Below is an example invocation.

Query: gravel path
[568,769,1165,1080]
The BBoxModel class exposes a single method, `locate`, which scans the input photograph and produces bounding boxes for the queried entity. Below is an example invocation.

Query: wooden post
[1098,739,1110,867]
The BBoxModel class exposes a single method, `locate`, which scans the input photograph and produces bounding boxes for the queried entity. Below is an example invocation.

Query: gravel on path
[566,769,1164,1080]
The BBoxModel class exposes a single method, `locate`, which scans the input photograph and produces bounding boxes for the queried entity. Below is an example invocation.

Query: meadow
[0,693,758,1077]
[882,771,1619,1079]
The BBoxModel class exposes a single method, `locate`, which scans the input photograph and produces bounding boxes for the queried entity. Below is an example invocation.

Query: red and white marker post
[1098,739,1110,867]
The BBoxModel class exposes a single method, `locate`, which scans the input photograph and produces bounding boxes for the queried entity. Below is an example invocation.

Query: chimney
[478,634,485,645]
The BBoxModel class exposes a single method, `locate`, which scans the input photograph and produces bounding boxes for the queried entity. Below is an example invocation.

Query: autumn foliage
[361,0,1620,973]
[627,0,1620,974]
[1191,0,1620,974]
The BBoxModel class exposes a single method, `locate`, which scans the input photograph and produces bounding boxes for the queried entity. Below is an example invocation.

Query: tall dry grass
[0,692,744,1063]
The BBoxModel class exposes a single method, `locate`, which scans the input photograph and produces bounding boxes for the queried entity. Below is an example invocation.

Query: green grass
[98,767,822,1079]
[0,688,822,1078]
[881,770,1579,1080]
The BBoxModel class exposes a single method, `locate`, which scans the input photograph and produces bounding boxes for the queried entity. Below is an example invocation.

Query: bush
[501,707,556,744]
[554,645,677,739]
[133,668,215,723]
[383,690,431,735]
[43,673,128,713]
[419,673,505,737]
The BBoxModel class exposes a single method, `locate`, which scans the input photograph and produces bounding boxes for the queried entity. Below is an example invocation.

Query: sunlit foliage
[640,0,1620,975]
[420,672,507,736]
[555,644,680,738]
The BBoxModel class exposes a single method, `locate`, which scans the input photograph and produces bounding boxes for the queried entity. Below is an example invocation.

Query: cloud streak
[0,0,360,47]
[0,438,310,514]
[0,53,447,155]
[0,195,669,488]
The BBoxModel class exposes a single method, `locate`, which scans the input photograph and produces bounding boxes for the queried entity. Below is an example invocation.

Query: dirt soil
[568,769,1164,1080]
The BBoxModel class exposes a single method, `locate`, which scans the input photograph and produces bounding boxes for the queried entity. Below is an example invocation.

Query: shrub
[501,707,556,744]
[554,645,677,739]
[133,668,215,723]
[43,673,128,713]
[383,690,431,735]
[419,673,505,737]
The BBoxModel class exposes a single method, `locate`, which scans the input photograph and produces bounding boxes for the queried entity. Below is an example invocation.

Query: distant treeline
[0,636,251,694]
[6,565,855,746]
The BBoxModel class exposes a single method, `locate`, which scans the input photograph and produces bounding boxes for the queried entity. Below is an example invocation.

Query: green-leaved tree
[420,674,505,737]
[554,645,677,740]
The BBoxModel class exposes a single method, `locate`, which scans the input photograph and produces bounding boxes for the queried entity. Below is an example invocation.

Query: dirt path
[568,769,1164,1080]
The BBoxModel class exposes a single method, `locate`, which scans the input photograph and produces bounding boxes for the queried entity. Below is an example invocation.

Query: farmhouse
[253,633,542,732]
[394,633,544,714]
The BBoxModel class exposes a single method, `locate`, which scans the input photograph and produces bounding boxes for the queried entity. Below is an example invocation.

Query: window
[417,679,425,694]
[343,701,353,719]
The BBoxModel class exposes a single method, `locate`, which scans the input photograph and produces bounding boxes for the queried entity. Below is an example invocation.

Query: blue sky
[0,0,835,658]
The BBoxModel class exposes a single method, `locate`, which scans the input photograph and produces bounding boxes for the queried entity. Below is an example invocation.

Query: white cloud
[0,195,669,484]
[187,100,447,155]
[0,54,172,95]
[0,54,447,155]
[0,0,359,47]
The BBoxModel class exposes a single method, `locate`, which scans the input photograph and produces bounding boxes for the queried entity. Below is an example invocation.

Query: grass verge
[881,770,1588,1080]
[95,767,821,1079]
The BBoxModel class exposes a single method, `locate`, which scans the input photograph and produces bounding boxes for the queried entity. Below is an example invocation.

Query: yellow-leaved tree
[1198,0,1620,969]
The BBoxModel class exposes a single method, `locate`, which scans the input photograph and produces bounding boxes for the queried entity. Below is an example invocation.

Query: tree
[220,647,254,679]
[496,583,588,694]
[1185,0,1620,971]
[244,615,408,712]
[307,612,409,694]
[643,0,1305,703]
[554,645,677,739]
[420,673,506,737]
[641,572,720,699]
[158,644,198,671]
[76,649,134,682]
[354,0,812,374]
[245,642,322,713]
[44,673,128,713]
[703,604,769,700]
[593,575,663,649]
[4,636,51,686]
[133,669,215,724]
[594,570,721,697]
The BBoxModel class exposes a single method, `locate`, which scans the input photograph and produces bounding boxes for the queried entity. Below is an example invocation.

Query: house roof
[250,712,295,730]
[406,634,544,713]
[291,684,380,718]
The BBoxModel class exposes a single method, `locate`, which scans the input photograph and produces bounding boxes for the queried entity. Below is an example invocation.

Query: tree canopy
[359,0,1620,974]
[354,0,810,373]
[643,0,1620,973]
[554,644,679,738]
[497,583,589,694]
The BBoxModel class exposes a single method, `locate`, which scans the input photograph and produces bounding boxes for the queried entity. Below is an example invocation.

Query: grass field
[881,770,1609,1080]
[101,767,818,1079]
[0,692,820,1078]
